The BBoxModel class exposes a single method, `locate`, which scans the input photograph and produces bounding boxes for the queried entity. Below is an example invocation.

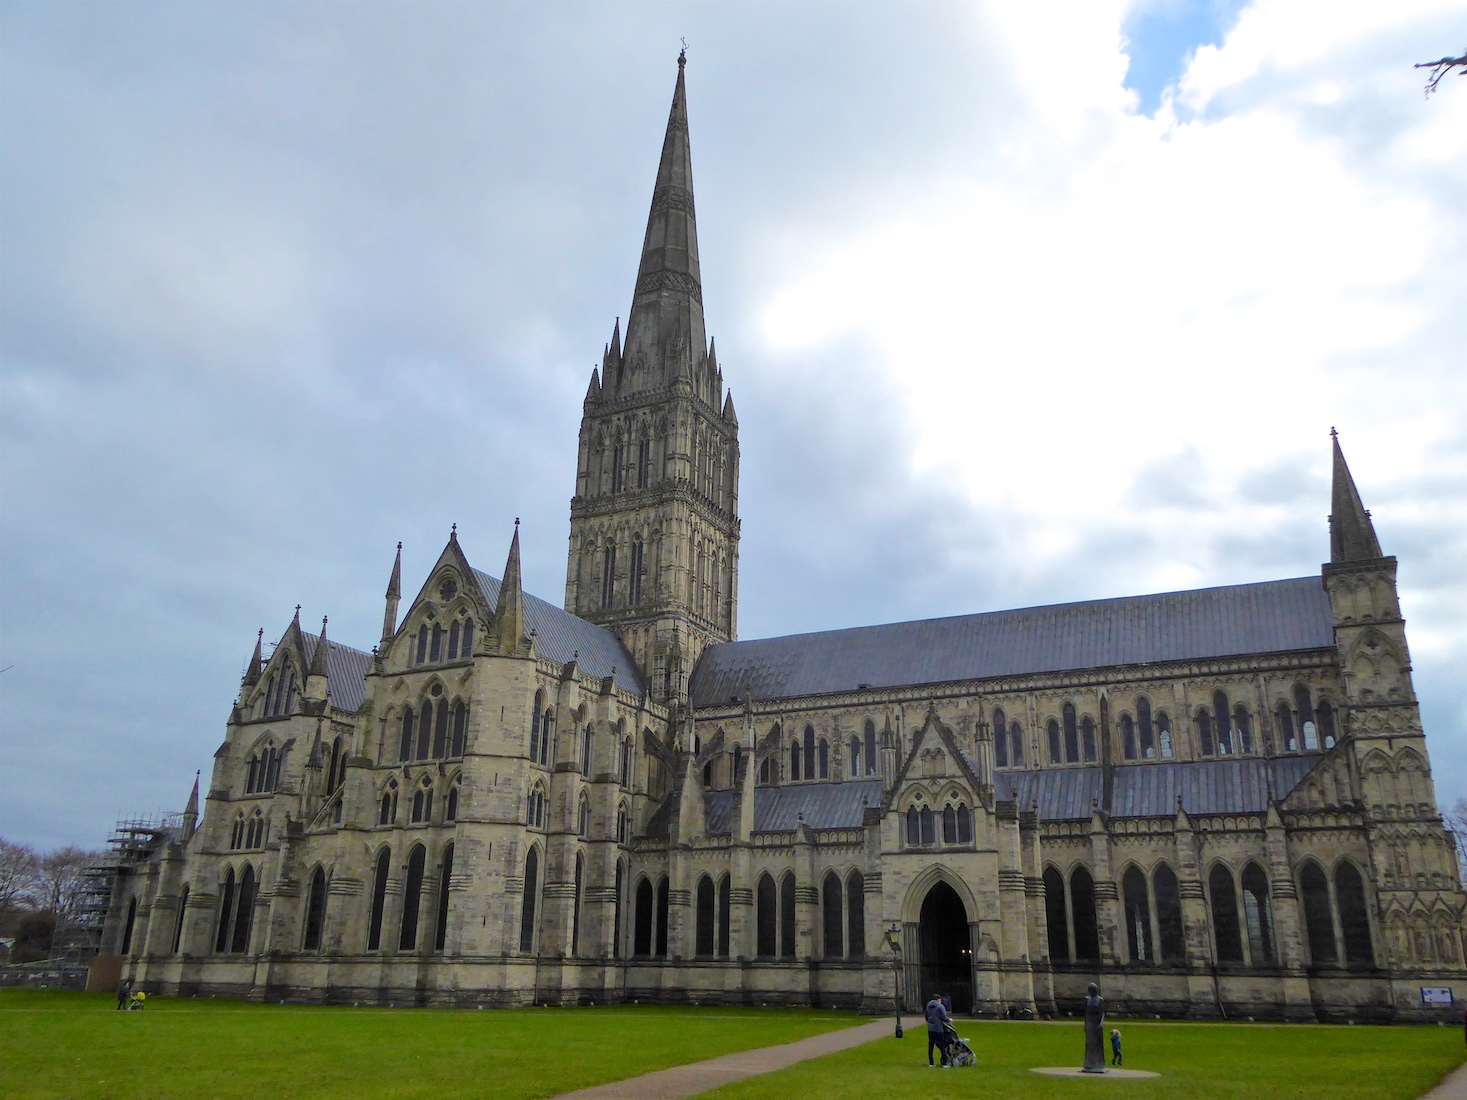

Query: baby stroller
[127,990,147,1011]
[943,1021,976,1067]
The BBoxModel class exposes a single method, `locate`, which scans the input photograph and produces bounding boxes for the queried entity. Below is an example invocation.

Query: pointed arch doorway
[918,881,973,1014]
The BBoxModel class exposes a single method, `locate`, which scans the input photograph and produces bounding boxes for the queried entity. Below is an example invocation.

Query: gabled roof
[472,570,644,695]
[996,754,1322,821]
[299,634,372,713]
[689,576,1334,705]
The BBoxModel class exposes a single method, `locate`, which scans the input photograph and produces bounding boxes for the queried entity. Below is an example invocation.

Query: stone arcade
[100,56,1465,1021]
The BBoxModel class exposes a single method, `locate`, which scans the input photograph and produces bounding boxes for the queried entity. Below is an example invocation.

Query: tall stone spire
[617,51,706,393]
[1329,429,1383,563]
[242,628,263,687]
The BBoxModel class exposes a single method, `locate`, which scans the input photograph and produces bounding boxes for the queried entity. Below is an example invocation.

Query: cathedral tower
[566,53,740,703]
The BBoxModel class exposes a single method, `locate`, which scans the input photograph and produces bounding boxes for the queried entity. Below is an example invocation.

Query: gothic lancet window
[1081,716,1097,763]
[1120,715,1136,761]
[780,872,797,959]
[1122,866,1153,962]
[434,843,454,952]
[172,884,189,955]
[1157,713,1174,758]
[1234,706,1254,755]
[1295,684,1320,751]
[367,848,390,950]
[602,544,617,609]
[1300,859,1337,963]
[634,877,653,956]
[215,868,236,953]
[993,707,1009,767]
[655,878,670,958]
[1240,862,1274,965]
[757,874,777,957]
[864,720,878,775]
[1153,864,1185,963]
[718,874,731,958]
[847,870,866,958]
[530,690,543,763]
[230,865,256,954]
[1009,723,1024,766]
[1070,867,1100,961]
[1138,697,1156,759]
[818,738,829,778]
[1210,864,1244,963]
[629,539,644,605]
[1213,691,1234,755]
[696,875,716,956]
[1064,704,1080,764]
[451,701,468,757]
[399,844,426,951]
[823,871,843,959]
[519,848,539,954]
[1048,720,1063,764]
[1044,867,1069,961]
[1336,861,1374,966]
[637,437,651,489]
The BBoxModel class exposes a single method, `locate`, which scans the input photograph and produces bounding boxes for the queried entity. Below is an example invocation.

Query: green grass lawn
[0,989,859,1100]
[3,991,1462,1100]
[700,1017,1467,1100]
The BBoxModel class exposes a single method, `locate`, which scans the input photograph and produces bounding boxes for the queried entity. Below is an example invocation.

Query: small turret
[722,391,738,427]
[242,629,263,687]
[382,542,402,644]
[490,519,530,656]
[1329,429,1384,563]
[306,616,330,701]
[182,771,200,841]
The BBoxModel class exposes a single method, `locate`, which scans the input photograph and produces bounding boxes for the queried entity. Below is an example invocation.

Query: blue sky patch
[1123,0,1248,114]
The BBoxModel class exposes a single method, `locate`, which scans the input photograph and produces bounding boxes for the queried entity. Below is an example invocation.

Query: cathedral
[99,55,1465,1022]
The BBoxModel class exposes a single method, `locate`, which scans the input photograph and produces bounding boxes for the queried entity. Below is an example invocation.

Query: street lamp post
[885,921,904,1038]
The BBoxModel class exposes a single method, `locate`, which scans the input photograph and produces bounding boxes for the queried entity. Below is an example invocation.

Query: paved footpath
[1421,1061,1467,1100]
[550,1018,894,1100]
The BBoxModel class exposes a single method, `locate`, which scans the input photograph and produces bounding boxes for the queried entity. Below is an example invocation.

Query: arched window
[1213,691,1234,755]
[1138,698,1155,759]
[956,805,973,843]
[992,707,1008,767]
[620,738,633,787]
[906,805,934,847]
[519,848,539,954]
[1234,706,1254,755]
[655,878,670,958]
[527,787,546,829]
[172,884,189,955]
[415,697,434,759]
[780,872,797,959]
[601,543,617,609]
[634,877,654,956]
[613,862,625,958]
[718,874,731,958]
[629,538,644,605]
[530,690,543,763]
[847,870,866,958]
[430,623,443,662]
[399,709,415,763]
[1299,860,1336,963]
[759,755,772,785]
[434,843,454,952]
[943,805,957,844]
[864,720,877,775]
[1209,864,1243,963]
[822,871,843,958]
[379,781,398,826]
[230,813,244,851]
[577,796,590,839]
[1295,684,1320,750]
[415,625,428,665]
[447,620,460,661]
[1123,866,1153,962]
[616,806,628,844]
[731,743,742,783]
[121,897,137,955]
[451,702,468,757]
[582,723,594,775]
[367,848,390,950]
[1063,704,1080,763]
[1317,702,1337,749]
[1153,864,1185,964]
[1157,713,1174,758]
[1010,723,1025,766]
[1198,708,1215,757]
[1081,716,1097,763]
[445,780,459,822]
[790,740,802,781]
[399,844,426,951]
[411,778,433,824]
[1336,862,1373,966]
[1043,867,1069,961]
[818,738,829,778]
[1070,866,1100,961]
[1277,701,1298,752]
[303,867,327,951]
[849,735,862,775]
[460,617,474,657]
[1048,719,1063,764]
[1119,714,1136,760]
[432,697,449,758]
[696,875,716,956]
[231,865,256,954]
[214,868,236,953]
[1240,862,1273,965]
[571,853,584,957]
[540,710,553,766]
[757,874,777,957]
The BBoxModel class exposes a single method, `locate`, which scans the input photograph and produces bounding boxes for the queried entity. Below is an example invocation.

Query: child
[1110,1028,1122,1066]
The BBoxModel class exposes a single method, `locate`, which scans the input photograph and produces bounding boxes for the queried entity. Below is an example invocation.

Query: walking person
[115,977,131,1011]
[925,993,952,1068]
[1110,1028,1123,1066]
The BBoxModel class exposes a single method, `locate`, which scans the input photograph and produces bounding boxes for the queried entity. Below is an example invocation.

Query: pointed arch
[399,844,427,951]
[696,874,716,957]
[1153,863,1185,963]
[1043,866,1069,962]
[1240,862,1273,965]
[1122,864,1153,962]
[822,870,843,959]
[518,846,540,954]
[230,864,256,954]
[1209,863,1243,963]
[303,866,328,951]
[756,873,777,958]
[1070,866,1100,962]
[1335,860,1374,966]
[634,876,654,957]
[367,846,391,950]
[1299,859,1336,964]
[434,842,454,952]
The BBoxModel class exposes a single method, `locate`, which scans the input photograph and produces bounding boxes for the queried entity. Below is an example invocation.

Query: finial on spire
[1330,425,1338,438]
[515,517,520,527]
[679,38,688,67]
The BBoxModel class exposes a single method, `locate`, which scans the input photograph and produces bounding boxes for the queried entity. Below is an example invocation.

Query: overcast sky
[2,1,1464,852]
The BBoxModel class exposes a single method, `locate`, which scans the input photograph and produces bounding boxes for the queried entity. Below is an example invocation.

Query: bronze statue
[1082,982,1106,1073]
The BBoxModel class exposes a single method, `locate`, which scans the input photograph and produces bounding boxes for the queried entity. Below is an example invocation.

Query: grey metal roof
[473,570,645,695]
[299,636,372,713]
[705,779,885,834]
[996,754,1323,820]
[689,577,1333,706]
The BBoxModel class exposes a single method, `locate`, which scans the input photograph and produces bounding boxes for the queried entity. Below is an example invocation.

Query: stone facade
[100,55,1465,1021]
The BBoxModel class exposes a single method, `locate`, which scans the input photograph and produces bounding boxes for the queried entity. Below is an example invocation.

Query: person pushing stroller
[925,993,953,1067]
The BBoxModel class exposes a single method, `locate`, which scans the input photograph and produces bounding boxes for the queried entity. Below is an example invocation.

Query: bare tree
[0,838,41,918]
[1415,51,1467,96]
[37,846,101,924]
[1446,798,1467,883]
